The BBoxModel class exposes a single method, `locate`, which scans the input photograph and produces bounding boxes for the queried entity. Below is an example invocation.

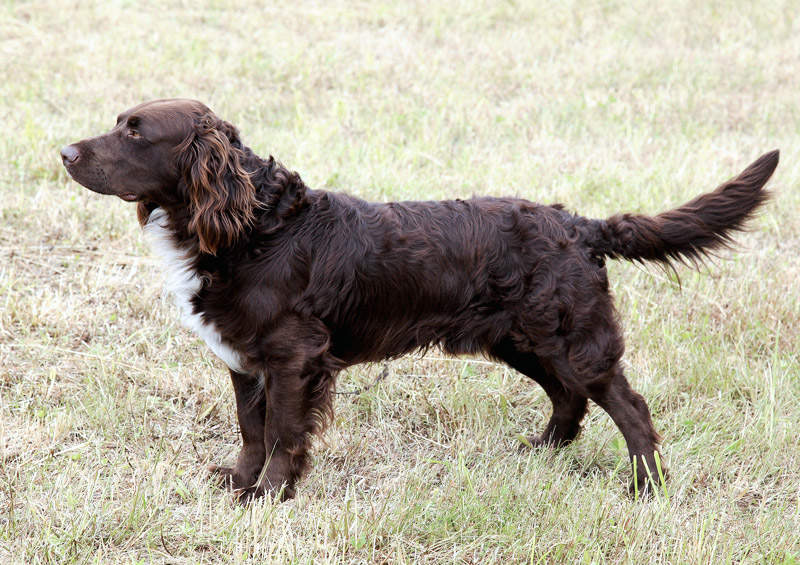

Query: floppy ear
[176,113,256,254]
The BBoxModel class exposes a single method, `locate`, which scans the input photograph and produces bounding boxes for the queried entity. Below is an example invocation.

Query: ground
[1,1,798,563]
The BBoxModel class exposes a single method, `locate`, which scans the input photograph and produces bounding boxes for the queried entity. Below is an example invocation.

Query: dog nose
[60,145,80,165]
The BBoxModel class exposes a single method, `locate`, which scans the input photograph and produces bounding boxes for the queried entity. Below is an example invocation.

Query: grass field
[1,1,799,562]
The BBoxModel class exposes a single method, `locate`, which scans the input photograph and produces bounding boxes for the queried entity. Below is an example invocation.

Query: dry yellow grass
[1,1,799,563]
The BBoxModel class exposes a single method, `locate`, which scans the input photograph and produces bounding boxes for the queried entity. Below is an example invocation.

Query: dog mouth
[63,162,115,196]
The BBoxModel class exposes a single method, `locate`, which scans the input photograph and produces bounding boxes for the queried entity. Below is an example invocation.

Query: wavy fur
[589,150,778,270]
[61,99,780,501]
[176,113,257,254]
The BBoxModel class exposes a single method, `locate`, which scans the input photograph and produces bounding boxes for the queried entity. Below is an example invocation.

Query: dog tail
[588,150,778,270]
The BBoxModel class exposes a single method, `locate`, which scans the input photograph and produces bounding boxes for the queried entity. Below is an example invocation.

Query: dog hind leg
[492,338,588,447]
[543,336,665,494]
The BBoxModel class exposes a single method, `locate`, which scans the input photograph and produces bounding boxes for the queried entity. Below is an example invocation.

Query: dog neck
[143,207,245,373]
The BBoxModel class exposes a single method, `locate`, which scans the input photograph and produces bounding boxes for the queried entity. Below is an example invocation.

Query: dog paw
[207,464,259,492]
[233,482,295,504]
[208,465,295,503]
[516,432,574,450]
[628,456,668,499]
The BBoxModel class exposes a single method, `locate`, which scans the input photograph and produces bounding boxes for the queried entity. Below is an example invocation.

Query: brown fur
[61,99,779,500]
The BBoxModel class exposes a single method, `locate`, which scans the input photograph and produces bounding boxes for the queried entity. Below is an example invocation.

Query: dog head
[61,99,257,254]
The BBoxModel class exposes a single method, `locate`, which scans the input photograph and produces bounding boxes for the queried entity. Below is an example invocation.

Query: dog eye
[127,129,141,139]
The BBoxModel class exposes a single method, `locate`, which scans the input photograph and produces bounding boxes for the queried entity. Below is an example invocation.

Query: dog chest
[143,208,245,373]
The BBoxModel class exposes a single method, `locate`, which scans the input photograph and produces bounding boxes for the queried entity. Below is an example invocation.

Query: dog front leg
[208,370,267,492]
[239,366,333,501]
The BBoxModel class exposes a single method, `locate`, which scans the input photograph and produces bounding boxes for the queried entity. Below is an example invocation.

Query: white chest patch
[144,208,245,373]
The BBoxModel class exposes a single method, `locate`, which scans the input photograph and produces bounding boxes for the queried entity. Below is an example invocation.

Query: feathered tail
[589,150,779,269]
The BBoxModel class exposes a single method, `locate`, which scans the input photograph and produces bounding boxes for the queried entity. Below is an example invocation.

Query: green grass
[1,1,799,562]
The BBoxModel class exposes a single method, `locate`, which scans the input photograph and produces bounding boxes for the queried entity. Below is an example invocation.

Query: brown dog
[61,99,778,500]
